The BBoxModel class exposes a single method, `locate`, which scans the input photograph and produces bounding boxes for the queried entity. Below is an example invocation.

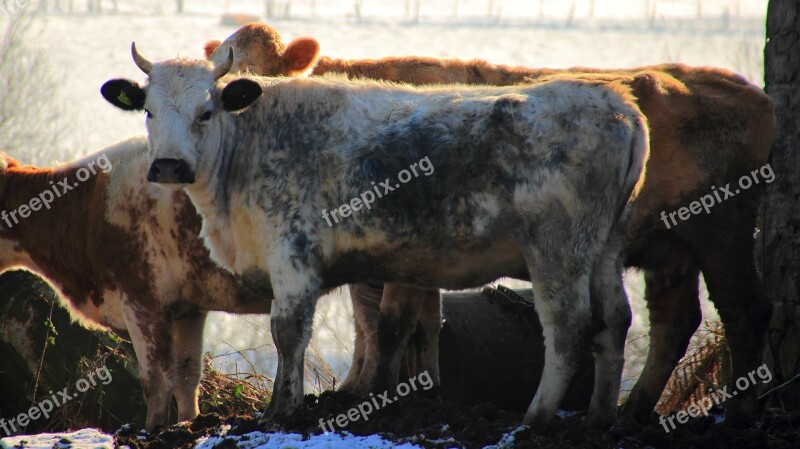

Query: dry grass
[199,339,339,415]
[29,331,140,433]
[206,307,344,399]
[199,353,272,417]
[656,320,728,415]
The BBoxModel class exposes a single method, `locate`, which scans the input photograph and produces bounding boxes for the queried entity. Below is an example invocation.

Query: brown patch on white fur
[0,139,270,429]
[0,156,138,314]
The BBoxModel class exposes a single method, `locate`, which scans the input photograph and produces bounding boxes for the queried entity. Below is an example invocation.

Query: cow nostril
[174,164,186,176]
[147,163,161,182]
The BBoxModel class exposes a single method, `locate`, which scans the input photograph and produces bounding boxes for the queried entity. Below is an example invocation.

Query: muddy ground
[114,391,799,449]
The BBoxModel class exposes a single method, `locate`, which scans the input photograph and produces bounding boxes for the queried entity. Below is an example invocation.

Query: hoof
[620,394,657,424]
[584,412,614,430]
[258,403,297,428]
[522,411,552,433]
[723,407,756,429]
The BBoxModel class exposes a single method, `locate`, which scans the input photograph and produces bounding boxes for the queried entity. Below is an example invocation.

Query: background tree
[761,0,800,411]
[0,0,68,163]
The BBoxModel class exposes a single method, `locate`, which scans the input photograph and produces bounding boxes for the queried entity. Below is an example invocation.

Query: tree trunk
[761,0,800,411]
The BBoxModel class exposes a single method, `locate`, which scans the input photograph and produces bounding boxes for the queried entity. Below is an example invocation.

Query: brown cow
[0,139,277,430]
[205,22,774,426]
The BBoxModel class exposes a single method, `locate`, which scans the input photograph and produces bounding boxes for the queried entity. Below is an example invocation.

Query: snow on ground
[195,430,422,449]
[0,428,114,449]
[0,428,424,449]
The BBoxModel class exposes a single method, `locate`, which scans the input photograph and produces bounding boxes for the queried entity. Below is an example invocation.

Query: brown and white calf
[102,46,648,427]
[0,138,272,430]
[206,22,775,426]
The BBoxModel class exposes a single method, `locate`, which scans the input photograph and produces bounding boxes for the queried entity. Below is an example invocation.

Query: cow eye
[145,109,153,119]
[199,111,212,122]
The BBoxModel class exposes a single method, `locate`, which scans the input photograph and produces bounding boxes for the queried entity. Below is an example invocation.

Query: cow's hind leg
[585,224,632,428]
[523,251,594,428]
[695,228,770,427]
[340,283,383,393]
[413,289,443,386]
[172,311,207,422]
[622,249,701,421]
[339,311,366,392]
[358,284,429,394]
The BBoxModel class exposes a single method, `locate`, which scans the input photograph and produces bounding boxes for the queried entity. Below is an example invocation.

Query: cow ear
[101,79,145,111]
[282,37,320,75]
[204,39,222,60]
[221,79,262,112]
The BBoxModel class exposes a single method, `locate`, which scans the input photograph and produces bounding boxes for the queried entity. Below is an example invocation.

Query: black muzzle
[147,158,196,184]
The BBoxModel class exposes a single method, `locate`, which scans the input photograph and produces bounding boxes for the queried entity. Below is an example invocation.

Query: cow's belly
[68,288,126,331]
[323,239,528,290]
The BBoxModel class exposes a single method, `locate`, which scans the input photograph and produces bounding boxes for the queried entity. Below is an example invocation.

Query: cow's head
[204,22,320,77]
[101,43,263,187]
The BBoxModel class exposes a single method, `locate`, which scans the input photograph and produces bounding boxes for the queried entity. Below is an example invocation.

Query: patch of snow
[556,410,581,418]
[419,435,459,447]
[194,431,423,449]
[483,425,529,449]
[0,428,114,449]
[2,429,423,449]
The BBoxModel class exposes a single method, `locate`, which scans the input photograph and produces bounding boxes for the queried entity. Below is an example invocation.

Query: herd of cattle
[0,22,774,433]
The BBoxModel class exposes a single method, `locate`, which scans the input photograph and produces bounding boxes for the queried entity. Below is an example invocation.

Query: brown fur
[206,22,317,77]
[0,161,128,314]
[0,148,270,429]
[206,23,775,424]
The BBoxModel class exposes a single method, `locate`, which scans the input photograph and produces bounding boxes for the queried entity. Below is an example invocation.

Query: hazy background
[0,0,767,394]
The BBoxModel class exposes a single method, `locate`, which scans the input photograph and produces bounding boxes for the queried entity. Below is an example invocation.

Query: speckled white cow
[102,46,648,428]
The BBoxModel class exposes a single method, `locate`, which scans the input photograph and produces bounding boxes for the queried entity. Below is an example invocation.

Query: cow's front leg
[261,251,322,424]
[622,260,701,421]
[585,226,631,429]
[172,311,207,422]
[523,252,593,429]
[121,299,174,430]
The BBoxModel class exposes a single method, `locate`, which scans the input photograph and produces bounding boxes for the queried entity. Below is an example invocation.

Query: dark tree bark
[762,0,800,411]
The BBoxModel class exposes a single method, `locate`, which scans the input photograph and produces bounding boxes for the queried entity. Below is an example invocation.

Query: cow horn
[131,42,152,75]
[213,48,234,80]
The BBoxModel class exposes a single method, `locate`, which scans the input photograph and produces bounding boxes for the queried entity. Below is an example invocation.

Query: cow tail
[617,106,650,223]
